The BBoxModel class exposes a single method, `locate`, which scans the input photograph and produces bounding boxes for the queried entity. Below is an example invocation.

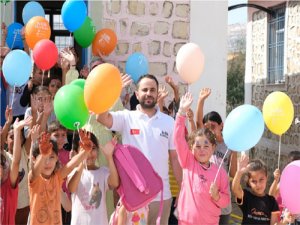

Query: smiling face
[248,170,267,196]
[135,77,158,110]
[50,129,67,150]
[191,136,215,164]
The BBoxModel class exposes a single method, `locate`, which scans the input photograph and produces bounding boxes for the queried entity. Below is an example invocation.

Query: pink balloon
[33,39,58,70]
[176,43,205,84]
[280,160,300,214]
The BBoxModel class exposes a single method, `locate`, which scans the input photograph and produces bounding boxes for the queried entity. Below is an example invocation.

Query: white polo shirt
[110,105,175,201]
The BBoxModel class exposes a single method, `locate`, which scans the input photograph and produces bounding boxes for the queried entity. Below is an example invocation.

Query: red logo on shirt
[130,129,140,135]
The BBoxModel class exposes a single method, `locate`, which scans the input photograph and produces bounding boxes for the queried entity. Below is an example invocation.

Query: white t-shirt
[110,106,175,201]
[8,85,27,117]
[70,167,110,225]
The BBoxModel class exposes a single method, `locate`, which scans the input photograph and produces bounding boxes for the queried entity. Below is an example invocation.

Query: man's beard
[139,97,156,109]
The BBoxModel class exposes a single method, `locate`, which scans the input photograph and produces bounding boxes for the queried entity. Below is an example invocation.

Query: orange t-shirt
[29,171,64,225]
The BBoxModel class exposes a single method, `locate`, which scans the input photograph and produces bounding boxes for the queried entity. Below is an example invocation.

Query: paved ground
[229,200,242,225]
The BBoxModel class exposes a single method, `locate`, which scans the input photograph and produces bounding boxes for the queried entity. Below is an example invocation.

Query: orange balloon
[92,29,117,56]
[84,63,122,113]
[25,16,51,49]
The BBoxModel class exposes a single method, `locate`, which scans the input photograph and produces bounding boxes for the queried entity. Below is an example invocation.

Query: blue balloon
[223,104,264,152]
[62,0,87,32]
[125,52,149,83]
[22,1,45,24]
[2,50,32,87]
[6,23,24,50]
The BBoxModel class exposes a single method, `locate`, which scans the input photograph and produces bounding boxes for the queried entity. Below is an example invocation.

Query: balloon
[6,22,24,49]
[92,29,117,56]
[223,104,264,151]
[2,50,32,86]
[22,1,45,24]
[84,63,122,114]
[33,40,58,70]
[25,16,51,49]
[176,43,205,84]
[262,91,294,135]
[62,0,87,32]
[70,79,85,90]
[125,52,149,83]
[280,160,300,213]
[74,16,96,48]
[54,85,89,130]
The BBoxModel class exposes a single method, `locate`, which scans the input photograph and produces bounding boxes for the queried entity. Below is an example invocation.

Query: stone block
[175,4,190,18]
[149,62,167,76]
[132,42,142,52]
[163,41,171,57]
[173,42,186,56]
[128,0,145,16]
[148,41,161,55]
[154,21,169,35]
[106,0,121,14]
[149,2,159,15]
[120,20,127,35]
[172,21,189,39]
[103,19,116,30]
[115,42,129,55]
[130,22,150,36]
[163,1,173,18]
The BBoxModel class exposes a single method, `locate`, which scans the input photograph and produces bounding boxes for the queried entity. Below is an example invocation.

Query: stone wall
[101,0,190,101]
[250,1,300,182]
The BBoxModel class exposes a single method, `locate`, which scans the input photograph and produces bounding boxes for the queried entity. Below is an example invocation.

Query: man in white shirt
[97,74,182,225]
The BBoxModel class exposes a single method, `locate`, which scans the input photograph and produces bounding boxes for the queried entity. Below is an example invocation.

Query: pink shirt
[58,149,71,196]
[174,115,230,225]
[0,174,18,225]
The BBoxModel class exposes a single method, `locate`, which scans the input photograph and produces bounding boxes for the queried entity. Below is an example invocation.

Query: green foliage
[227,51,245,113]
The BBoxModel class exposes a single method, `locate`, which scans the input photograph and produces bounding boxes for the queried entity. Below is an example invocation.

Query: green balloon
[70,79,85,90]
[54,85,89,130]
[74,16,96,48]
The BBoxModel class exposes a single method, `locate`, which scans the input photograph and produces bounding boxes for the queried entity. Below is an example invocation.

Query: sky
[228,0,248,24]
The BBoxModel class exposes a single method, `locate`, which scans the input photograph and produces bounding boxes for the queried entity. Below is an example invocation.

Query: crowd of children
[1,20,300,225]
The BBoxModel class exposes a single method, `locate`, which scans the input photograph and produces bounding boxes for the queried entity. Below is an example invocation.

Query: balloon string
[3,3,6,25]
[75,122,82,142]
[88,114,92,126]
[277,135,282,169]
[69,33,72,47]
[11,30,17,49]
[10,84,16,108]
[71,129,75,151]
[41,70,45,86]
[213,148,229,184]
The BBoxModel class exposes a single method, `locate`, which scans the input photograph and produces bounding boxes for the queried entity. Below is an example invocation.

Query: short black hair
[136,74,159,90]
[203,111,223,125]
[72,131,99,152]
[288,151,300,163]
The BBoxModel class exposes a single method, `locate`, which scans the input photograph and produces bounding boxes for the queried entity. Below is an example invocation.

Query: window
[15,1,84,66]
[267,5,285,84]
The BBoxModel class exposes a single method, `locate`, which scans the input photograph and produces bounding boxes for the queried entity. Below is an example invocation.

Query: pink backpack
[111,144,163,224]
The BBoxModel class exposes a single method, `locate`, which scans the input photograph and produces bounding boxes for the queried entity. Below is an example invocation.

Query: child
[0,116,32,224]
[174,92,230,225]
[232,154,294,225]
[28,130,92,225]
[269,151,300,224]
[67,132,119,225]
[196,88,237,225]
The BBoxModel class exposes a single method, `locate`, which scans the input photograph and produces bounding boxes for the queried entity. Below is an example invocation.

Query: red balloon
[33,40,58,70]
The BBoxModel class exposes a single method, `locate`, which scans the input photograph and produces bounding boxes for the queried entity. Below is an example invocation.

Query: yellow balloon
[262,91,294,135]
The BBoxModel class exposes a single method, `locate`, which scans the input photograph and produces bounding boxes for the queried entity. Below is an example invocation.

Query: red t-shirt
[0,175,18,225]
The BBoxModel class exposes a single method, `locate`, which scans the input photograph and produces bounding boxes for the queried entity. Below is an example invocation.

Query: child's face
[32,68,43,85]
[86,143,98,167]
[35,91,51,112]
[192,136,215,164]
[204,120,223,139]
[50,129,67,149]
[248,170,267,196]
[48,79,61,97]
[41,150,58,178]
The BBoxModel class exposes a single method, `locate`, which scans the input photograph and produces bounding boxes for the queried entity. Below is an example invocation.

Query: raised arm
[100,138,119,189]
[269,168,280,198]
[10,116,32,188]
[1,106,13,150]
[186,108,196,132]
[40,95,53,132]
[232,154,249,201]
[165,75,179,104]
[196,88,211,129]
[157,85,168,112]
[67,162,84,193]
[60,130,91,179]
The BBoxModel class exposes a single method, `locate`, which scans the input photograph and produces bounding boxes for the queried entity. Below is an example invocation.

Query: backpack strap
[114,144,148,193]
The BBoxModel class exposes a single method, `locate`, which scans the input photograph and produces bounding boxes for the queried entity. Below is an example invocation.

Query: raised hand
[42,95,53,115]
[13,116,32,131]
[209,182,220,201]
[60,48,76,68]
[79,130,93,152]
[199,88,211,101]
[39,132,53,156]
[31,124,40,144]
[100,137,116,158]
[186,108,194,121]
[121,73,132,89]
[80,65,90,78]
[157,85,169,102]
[237,153,249,174]
[179,92,193,113]
[273,168,281,181]
[5,106,13,124]
[164,75,174,85]
[30,94,38,114]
